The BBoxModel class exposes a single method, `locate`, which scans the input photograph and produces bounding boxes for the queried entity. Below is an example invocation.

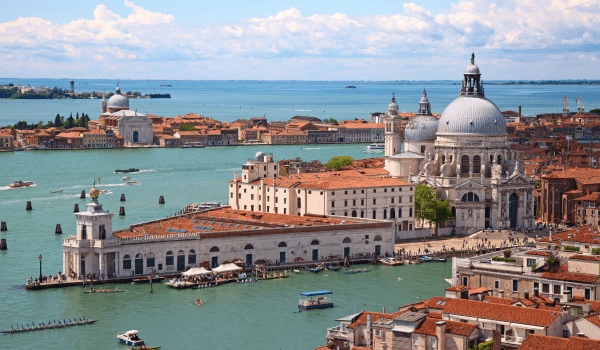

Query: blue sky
[1,0,600,80]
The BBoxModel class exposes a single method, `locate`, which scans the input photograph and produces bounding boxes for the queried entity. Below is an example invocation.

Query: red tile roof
[570,255,600,262]
[469,287,488,295]
[519,334,600,350]
[540,265,599,284]
[443,299,560,327]
[482,296,516,305]
[413,318,477,337]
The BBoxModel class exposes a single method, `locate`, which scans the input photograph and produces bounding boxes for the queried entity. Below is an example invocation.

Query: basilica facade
[384,56,535,234]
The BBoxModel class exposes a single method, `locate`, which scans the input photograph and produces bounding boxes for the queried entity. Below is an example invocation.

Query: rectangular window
[345,200,348,206]
[373,189,376,193]
[99,225,106,239]
[413,337,418,346]
[494,280,499,289]
[409,208,413,217]
[284,208,287,214]
[284,198,287,204]
[251,194,254,200]
[147,257,155,268]
[230,193,233,198]
[361,199,364,205]
[553,285,561,295]
[542,283,549,293]
[276,197,278,203]
[513,279,518,292]
[332,201,335,208]
[275,207,278,214]
[123,258,131,270]
[463,276,468,286]
[188,254,196,264]
[585,288,591,300]
[399,197,402,203]
[238,193,241,199]
[267,206,270,212]
[373,198,376,205]
[410,196,413,203]
[81,225,87,240]
[527,258,536,267]
[353,200,356,206]
[391,198,395,204]
[446,339,451,349]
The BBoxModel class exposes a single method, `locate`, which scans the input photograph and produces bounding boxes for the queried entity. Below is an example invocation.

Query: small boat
[84,289,124,293]
[342,268,372,274]
[99,189,111,194]
[132,276,164,284]
[117,330,145,346]
[196,298,203,307]
[124,181,140,185]
[419,256,433,262]
[433,257,447,262]
[121,176,131,181]
[346,86,356,88]
[298,290,334,311]
[115,168,139,173]
[9,180,34,188]
[181,144,192,148]
[379,258,403,266]
[50,190,63,193]
[364,143,384,153]
[325,265,342,271]
[128,347,161,350]
[309,265,324,273]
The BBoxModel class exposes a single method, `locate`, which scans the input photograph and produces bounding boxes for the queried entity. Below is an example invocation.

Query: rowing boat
[1,320,98,334]
[84,289,124,293]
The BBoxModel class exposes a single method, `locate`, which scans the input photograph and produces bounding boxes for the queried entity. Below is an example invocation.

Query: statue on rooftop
[89,179,99,204]
[471,53,475,65]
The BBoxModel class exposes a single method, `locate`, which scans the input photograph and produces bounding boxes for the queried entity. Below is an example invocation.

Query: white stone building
[384,55,535,234]
[62,196,395,278]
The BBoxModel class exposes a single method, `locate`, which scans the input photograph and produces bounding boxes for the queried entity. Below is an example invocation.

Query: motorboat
[379,258,403,266]
[124,181,140,185]
[121,176,131,181]
[364,143,384,153]
[50,190,63,193]
[309,265,324,273]
[115,168,139,173]
[98,189,111,194]
[117,330,144,346]
[9,180,34,188]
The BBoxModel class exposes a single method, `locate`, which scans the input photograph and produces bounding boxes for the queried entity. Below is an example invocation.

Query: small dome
[464,64,480,75]
[255,151,264,162]
[420,95,429,103]
[388,94,399,115]
[107,94,129,109]
[405,115,439,142]
[437,96,506,135]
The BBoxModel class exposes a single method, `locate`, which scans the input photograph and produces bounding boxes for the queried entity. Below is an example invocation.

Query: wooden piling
[120,194,126,202]
[159,196,165,204]
[55,224,62,234]
[119,207,125,216]
[73,204,79,213]
[0,239,6,250]
[0,221,6,231]
[26,201,32,210]
[80,190,86,199]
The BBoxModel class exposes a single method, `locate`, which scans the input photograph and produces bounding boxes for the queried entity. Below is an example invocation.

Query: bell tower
[385,94,402,157]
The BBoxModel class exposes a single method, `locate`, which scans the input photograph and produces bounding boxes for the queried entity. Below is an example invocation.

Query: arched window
[244,244,254,250]
[461,192,480,202]
[133,130,139,143]
[485,207,490,218]
[342,237,351,244]
[278,242,287,248]
[390,208,395,218]
[123,254,132,270]
[147,253,155,268]
[442,155,446,164]
[177,250,185,255]
[210,246,219,252]
[497,155,502,164]
[311,239,320,245]
[451,207,456,217]
[351,210,357,217]
[473,155,481,173]
[188,249,196,264]
[398,208,402,218]
[383,209,387,219]
[461,155,470,173]
[374,235,382,241]
[135,253,142,259]
[166,251,174,266]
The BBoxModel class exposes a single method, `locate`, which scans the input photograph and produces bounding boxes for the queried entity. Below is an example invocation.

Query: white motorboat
[364,143,384,153]
[121,176,131,181]
[124,181,140,185]
[117,330,144,346]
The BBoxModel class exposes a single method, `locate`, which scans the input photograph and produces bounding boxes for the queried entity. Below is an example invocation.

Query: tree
[66,115,75,129]
[415,184,437,228]
[126,91,132,95]
[54,114,62,127]
[326,156,353,170]
[535,181,541,188]
[179,124,197,131]
[323,117,338,124]
[423,198,453,236]
[8,83,14,87]
[590,108,600,114]
[478,340,494,350]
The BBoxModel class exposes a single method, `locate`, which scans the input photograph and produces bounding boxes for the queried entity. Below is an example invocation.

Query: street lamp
[38,254,42,282]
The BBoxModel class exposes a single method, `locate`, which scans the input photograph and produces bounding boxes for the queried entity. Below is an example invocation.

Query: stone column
[115,251,120,277]
[530,189,535,227]
[98,253,103,279]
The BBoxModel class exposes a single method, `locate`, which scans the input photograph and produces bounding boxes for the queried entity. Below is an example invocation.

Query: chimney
[577,333,586,337]
[383,305,386,314]
[234,172,239,181]
[436,321,446,350]
[564,289,572,301]
[534,287,539,297]
[524,290,529,299]
[518,106,522,118]
[549,227,553,242]
[498,290,504,298]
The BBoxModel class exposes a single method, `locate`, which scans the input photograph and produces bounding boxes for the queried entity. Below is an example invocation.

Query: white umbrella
[182,267,211,276]
[212,263,242,273]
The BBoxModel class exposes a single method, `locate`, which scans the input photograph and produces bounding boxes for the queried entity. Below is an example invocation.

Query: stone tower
[384,94,402,157]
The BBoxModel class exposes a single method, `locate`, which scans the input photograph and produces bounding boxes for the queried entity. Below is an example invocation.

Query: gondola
[342,268,372,275]
[1,320,97,334]
[84,289,124,293]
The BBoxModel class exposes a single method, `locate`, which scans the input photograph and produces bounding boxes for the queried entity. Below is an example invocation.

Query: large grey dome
[437,97,506,135]
[405,115,439,141]
[107,94,129,109]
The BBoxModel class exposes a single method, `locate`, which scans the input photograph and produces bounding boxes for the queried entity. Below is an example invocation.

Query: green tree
[133,91,141,97]
[54,114,62,127]
[323,117,338,124]
[590,108,600,114]
[8,83,14,87]
[66,115,75,129]
[424,198,453,236]
[478,340,494,350]
[179,124,197,131]
[326,156,353,170]
[535,181,541,188]
[414,184,437,228]
[126,91,132,95]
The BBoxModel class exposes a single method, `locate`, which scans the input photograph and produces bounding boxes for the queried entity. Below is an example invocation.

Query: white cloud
[1,0,600,79]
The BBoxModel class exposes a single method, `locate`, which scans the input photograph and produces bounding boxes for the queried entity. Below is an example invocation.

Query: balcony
[501,335,525,345]
[326,325,351,340]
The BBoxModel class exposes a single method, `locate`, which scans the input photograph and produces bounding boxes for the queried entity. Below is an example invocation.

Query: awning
[300,290,333,297]
[182,267,211,276]
[212,263,242,273]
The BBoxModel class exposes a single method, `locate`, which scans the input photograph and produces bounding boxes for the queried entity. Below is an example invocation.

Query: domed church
[99,83,153,146]
[384,55,535,233]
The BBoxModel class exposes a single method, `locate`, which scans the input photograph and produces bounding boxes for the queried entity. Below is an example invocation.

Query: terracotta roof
[428,312,442,319]
[482,296,516,305]
[570,298,600,313]
[584,314,600,328]
[538,226,600,244]
[540,265,599,284]
[446,285,470,292]
[519,334,600,350]
[570,255,600,262]
[422,297,452,310]
[469,287,488,295]
[351,347,373,350]
[443,299,560,327]
[413,318,477,337]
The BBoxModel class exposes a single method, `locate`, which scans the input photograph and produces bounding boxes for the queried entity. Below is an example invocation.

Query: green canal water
[0,144,450,349]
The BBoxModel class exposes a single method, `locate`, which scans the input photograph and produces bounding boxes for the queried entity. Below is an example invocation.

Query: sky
[1,0,600,80]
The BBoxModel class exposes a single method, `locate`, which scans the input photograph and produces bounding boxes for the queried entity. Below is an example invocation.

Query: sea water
[1,79,600,126]
[0,144,451,349]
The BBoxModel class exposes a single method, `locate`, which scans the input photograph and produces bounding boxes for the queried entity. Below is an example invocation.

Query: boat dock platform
[164,277,239,289]
[25,273,178,291]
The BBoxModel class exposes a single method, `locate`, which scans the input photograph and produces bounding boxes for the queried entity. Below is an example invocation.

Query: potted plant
[503,250,512,258]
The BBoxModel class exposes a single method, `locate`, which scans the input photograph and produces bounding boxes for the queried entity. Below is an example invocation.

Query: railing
[501,335,525,344]
[327,325,350,339]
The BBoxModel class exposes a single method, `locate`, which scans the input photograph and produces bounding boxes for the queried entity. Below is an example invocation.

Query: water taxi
[124,181,141,185]
[115,168,139,173]
[117,330,144,346]
[121,176,131,181]
[364,143,384,153]
[9,180,34,188]
[379,257,403,266]
[298,290,334,311]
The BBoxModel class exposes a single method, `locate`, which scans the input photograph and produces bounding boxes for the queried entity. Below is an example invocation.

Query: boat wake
[301,147,322,150]
[138,169,155,173]
[0,186,12,191]
[73,183,125,188]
